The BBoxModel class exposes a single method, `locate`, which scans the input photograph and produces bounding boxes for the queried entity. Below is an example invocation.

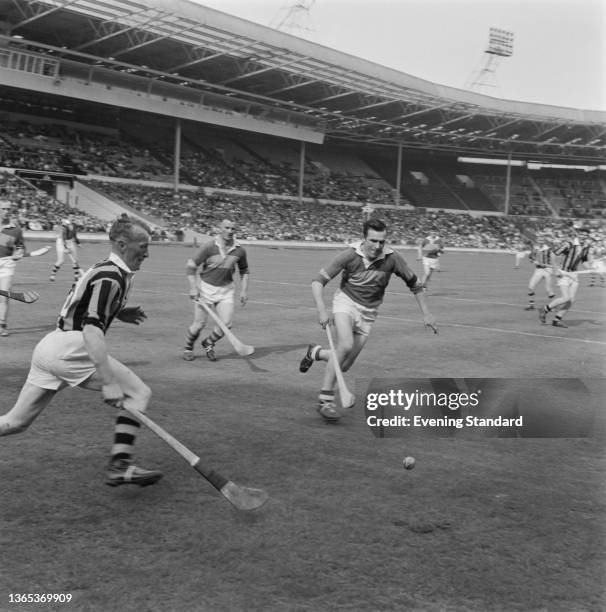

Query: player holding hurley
[49,217,82,283]
[417,230,444,289]
[539,227,594,328]
[299,218,437,422]
[0,215,163,487]
[0,213,27,337]
[524,235,556,310]
[183,219,249,362]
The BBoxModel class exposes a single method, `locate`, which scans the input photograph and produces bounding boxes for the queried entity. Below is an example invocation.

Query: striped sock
[204,329,224,345]
[111,410,140,463]
[73,265,81,280]
[184,329,200,351]
[51,264,60,274]
[527,291,535,306]
[318,389,335,405]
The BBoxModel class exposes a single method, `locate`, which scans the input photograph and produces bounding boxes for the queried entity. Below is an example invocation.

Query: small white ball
[403,456,416,470]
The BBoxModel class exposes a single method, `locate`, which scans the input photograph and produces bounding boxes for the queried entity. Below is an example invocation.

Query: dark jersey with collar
[317,244,422,308]
[57,258,133,333]
[61,224,79,242]
[191,238,249,287]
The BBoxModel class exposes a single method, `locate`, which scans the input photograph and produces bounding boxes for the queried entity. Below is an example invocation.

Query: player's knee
[337,340,354,357]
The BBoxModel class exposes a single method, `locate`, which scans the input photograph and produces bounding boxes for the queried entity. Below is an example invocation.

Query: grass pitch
[1,244,605,612]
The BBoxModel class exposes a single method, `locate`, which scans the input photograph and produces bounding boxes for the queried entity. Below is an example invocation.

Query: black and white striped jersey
[57,253,133,333]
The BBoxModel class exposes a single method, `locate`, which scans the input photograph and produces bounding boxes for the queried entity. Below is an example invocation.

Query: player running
[0,213,27,337]
[0,215,163,487]
[539,227,593,328]
[299,218,436,422]
[524,236,556,310]
[417,230,444,289]
[183,219,249,362]
[588,239,605,288]
[49,217,82,283]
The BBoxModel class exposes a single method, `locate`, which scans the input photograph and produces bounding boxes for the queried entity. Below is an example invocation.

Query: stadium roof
[1,0,605,163]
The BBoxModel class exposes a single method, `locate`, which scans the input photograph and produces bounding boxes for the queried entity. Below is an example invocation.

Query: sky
[192,0,606,112]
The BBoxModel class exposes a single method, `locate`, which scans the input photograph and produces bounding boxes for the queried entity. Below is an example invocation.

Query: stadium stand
[0,171,105,231]
[1,113,605,248]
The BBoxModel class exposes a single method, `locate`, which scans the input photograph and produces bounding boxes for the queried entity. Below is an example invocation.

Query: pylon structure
[269,0,316,37]
[465,27,514,96]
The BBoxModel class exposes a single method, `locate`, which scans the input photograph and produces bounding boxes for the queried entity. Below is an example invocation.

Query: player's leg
[315,312,356,419]
[66,246,82,281]
[0,383,57,435]
[200,299,234,361]
[551,280,578,328]
[341,331,369,373]
[525,269,540,310]
[0,267,12,336]
[420,260,432,287]
[50,242,65,281]
[544,270,556,300]
[79,356,162,486]
[541,281,571,325]
[183,298,208,360]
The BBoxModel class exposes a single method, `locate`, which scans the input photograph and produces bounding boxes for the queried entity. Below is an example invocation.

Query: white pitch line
[378,314,606,346]
[385,290,606,317]
[137,269,606,316]
[134,288,606,347]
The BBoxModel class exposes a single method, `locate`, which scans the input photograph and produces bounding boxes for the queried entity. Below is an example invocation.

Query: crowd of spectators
[1,118,604,242]
[0,172,106,232]
[82,179,605,249]
[0,119,409,205]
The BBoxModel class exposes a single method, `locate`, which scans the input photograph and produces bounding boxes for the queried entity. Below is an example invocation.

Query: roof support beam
[11,0,80,29]
[307,90,357,104]
[167,38,262,71]
[267,79,319,95]
[219,55,309,85]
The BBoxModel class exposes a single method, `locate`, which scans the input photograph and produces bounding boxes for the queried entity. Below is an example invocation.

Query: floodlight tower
[465,27,514,95]
[269,0,316,37]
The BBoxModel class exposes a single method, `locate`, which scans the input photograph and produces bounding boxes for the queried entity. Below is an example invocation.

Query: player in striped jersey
[588,240,605,288]
[0,213,27,337]
[523,237,555,310]
[183,219,249,362]
[0,216,163,487]
[539,228,593,328]
[49,217,82,283]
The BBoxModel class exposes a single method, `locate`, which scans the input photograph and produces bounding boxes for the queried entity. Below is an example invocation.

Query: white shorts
[422,256,439,270]
[557,271,579,290]
[529,267,552,284]
[26,329,96,390]
[198,279,234,305]
[56,239,77,255]
[332,290,378,337]
[0,257,16,280]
